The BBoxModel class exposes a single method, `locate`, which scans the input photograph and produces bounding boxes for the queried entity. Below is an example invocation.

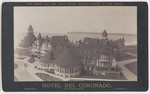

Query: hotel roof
[102,30,108,37]
[40,52,54,63]
[101,45,113,55]
[55,47,82,68]
[78,43,102,50]
[40,48,65,63]
[28,25,34,33]
[19,33,36,48]
[50,36,69,46]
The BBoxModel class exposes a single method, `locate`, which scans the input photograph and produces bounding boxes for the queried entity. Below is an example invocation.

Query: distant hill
[67,32,136,36]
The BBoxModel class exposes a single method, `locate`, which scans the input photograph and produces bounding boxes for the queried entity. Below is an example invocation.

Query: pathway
[116,58,137,81]
[14,60,43,81]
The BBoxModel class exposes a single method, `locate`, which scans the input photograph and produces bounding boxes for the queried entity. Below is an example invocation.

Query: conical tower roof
[28,25,34,33]
[55,47,82,68]
[19,25,36,47]
[19,32,36,48]
[102,30,108,38]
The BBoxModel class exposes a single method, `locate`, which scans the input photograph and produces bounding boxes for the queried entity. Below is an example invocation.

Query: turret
[102,30,108,39]
[19,25,36,48]
[28,25,34,34]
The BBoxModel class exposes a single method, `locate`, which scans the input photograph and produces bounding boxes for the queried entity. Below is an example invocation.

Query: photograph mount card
[2,2,148,91]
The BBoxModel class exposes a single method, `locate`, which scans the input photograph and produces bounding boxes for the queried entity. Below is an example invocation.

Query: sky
[14,6,137,34]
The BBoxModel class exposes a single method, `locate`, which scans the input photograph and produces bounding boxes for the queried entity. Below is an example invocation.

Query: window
[79,50,82,53]
[84,56,85,59]
[89,67,91,70]
[65,75,68,78]
[96,72,99,75]
[85,62,87,64]
[44,64,46,67]
[75,69,78,72]
[86,67,89,70]
[82,50,84,53]
[111,68,114,71]
[88,50,91,53]
[60,69,62,73]
[71,69,74,73]
[93,50,96,53]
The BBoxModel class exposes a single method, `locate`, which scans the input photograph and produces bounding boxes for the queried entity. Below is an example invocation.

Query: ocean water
[14,32,137,49]
[67,33,137,45]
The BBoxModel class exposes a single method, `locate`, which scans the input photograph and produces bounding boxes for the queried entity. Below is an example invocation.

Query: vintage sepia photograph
[14,6,137,82]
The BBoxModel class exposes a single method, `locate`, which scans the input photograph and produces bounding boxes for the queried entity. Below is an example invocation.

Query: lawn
[124,61,137,76]
[125,45,137,54]
[114,53,136,62]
